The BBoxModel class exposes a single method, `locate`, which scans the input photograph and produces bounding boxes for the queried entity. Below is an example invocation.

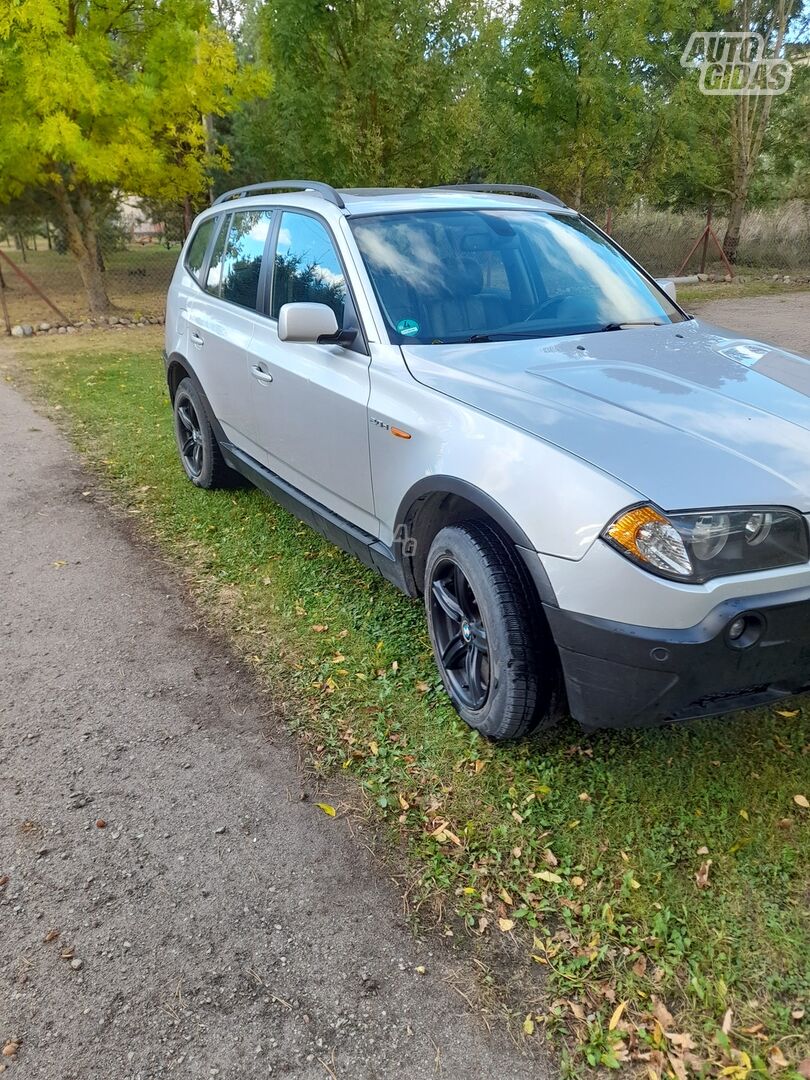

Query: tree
[0,0,264,313]
[224,0,479,190]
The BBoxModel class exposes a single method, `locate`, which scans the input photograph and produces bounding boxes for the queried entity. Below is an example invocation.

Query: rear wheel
[425,522,558,740]
[173,377,237,489]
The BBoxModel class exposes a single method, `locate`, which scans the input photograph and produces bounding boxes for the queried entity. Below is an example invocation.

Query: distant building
[119,196,164,244]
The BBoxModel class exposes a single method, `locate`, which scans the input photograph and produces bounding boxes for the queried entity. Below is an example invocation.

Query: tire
[424,521,558,740]
[173,377,237,490]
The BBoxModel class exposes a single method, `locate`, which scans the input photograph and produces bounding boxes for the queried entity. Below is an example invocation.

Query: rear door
[185,208,274,461]
[248,210,376,534]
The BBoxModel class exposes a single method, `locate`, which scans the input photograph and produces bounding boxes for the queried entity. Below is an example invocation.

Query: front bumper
[544,584,810,728]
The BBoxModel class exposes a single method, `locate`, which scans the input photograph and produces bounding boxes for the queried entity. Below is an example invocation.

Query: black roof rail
[213,180,345,209]
[432,184,567,208]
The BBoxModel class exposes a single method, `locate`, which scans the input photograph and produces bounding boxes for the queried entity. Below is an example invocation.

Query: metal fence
[2,200,809,334]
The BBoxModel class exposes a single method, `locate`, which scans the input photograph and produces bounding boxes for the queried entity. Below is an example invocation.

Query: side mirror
[278,302,339,343]
[656,279,677,303]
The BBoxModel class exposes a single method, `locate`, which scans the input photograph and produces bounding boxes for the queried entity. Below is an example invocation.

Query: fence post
[605,207,613,236]
[0,265,11,335]
[699,205,712,274]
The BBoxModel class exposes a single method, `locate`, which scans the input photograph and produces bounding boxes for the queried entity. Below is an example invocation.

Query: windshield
[350,209,685,345]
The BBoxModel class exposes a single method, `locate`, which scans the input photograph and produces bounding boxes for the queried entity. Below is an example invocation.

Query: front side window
[185,217,215,284]
[350,209,685,345]
[271,212,346,322]
[220,209,274,309]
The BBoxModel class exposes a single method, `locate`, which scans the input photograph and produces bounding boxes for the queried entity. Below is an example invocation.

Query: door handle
[190,330,204,348]
[251,365,274,385]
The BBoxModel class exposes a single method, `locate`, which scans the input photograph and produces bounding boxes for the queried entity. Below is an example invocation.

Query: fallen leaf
[473,759,486,774]
[792,1008,805,1020]
[739,809,749,821]
[523,1014,535,1036]
[793,794,809,809]
[609,1000,628,1031]
[2,1042,20,1058]
[534,870,562,884]
[697,845,709,855]
[578,791,591,802]
[797,1059,810,1079]
[369,740,379,756]
[571,876,585,889]
[542,848,558,867]
[721,1007,733,1035]
[667,1052,687,1080]
[415,965,426,974]
[768,1046,790,1070]
[777,709,799,717]
[632,955,648,978]
[415,681,430,693]
[498,917,515,932]
[499,887,513,906]
[778,817,793,828]
[311,624,328,633]
[652,998,675,1031]
[315,803,336,817]
[0,875,8,889]
[43,929,60,943]
[695,860,712,888]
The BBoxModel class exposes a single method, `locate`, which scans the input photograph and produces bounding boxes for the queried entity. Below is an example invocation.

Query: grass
[678,279,810,307]
[5,333,809,1078]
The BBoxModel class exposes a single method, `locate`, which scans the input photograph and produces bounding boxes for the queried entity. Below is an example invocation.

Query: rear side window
[219,210,274,310]
[185,218,215,284]
[271,212,346,322]
[205,215,230,295]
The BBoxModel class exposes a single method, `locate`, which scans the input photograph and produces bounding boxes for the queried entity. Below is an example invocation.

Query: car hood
[401,319,810,511]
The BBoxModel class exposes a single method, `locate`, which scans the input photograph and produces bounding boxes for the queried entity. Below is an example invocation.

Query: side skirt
[220,442,409,594]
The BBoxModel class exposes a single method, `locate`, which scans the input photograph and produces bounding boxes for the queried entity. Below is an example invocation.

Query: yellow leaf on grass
[315,803,336,817]
[777,709,799,717]
[535,870,562,884]
[498,917,515,932]
[369,740,379,756]
[499,887,514,906]
[794,794,810,809]
[523,1014,535,1036]
[609,1000,627,1031]
[473,759,486,774]
[578,791,591,802]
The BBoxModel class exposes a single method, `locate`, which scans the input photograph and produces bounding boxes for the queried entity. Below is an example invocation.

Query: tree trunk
[53,180,112,315]
[724,190,748,264]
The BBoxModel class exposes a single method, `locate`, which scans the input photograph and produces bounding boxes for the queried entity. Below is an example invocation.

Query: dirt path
[689,290,810,353]
[0,379,544,1080]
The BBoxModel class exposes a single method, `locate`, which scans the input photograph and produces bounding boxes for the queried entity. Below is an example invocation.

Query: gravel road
[0,380,544,1079]
[689,290,810,353]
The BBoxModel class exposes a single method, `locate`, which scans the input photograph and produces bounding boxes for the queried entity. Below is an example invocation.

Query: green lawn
[9,339,810,1078]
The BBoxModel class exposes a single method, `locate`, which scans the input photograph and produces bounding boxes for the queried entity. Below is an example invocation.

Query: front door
[248,210,376,535]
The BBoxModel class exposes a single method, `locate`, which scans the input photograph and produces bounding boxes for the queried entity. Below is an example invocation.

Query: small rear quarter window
[185,218,216,284]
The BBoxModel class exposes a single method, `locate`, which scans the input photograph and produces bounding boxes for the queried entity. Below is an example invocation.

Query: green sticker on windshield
[396,318,420,337]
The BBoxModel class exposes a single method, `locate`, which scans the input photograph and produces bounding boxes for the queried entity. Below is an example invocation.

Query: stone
[57,326,67,334]
[10,325,24,337]
[21,324,34,337]
[65,325,78,334]
[38,322,51,332]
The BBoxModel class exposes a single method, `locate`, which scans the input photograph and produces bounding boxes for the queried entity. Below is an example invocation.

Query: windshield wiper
[599,319,665,332]
[464,330,554,343]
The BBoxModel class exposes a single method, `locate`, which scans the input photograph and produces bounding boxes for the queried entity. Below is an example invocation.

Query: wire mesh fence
[2,199,809,335]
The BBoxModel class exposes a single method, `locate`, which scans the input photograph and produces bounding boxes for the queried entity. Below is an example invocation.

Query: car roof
[205,183,573,220]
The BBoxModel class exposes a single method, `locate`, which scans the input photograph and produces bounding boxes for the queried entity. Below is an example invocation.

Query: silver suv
[164,181,810,739]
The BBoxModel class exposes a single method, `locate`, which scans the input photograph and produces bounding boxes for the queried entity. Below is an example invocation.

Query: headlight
[603,504,809,583]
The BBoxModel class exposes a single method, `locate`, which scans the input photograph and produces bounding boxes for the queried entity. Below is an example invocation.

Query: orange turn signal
[606,505,669,560]
[391,427,412,440]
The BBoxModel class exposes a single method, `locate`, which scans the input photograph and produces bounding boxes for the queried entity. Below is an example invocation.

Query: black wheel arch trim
[395,476,558,606]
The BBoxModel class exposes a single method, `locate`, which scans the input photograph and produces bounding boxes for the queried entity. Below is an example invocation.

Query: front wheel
[424,522,559,740]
